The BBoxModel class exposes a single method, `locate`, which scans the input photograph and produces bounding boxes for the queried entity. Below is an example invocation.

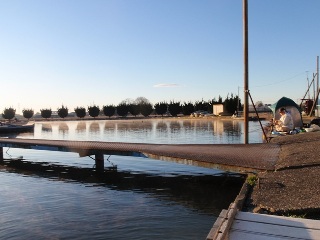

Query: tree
[120,98,134,105]
[168,101,181,116]
[88,105,100,118]
[223,94,239,114]
[117,103,129,117]
[140,103,153,117]
[135,96,150,105]
[182,102,194,115]
[57,105,68,119]
[40,108,52,119]
[129,103,140,117]
[194,100,207,111]
[154,102,168,116]
[74,107,86,118]
[255,101,264,108]
[103,105,116,118]
[127,96,154,117]
[22,109,34,120]
[2,107,16,121]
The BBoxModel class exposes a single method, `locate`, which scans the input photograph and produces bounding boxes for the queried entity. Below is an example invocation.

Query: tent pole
[248,91,268,142]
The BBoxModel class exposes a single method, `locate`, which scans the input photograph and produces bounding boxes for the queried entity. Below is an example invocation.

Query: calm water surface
[0,119,264,239]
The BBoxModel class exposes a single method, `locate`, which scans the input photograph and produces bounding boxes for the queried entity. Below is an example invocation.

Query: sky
[0,0,320,114]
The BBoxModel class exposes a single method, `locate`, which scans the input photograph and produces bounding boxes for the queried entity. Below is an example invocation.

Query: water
[0,118,264,239]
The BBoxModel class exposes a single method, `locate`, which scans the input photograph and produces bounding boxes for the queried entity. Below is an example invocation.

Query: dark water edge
[0,158,245,239]
[1,158,245,215]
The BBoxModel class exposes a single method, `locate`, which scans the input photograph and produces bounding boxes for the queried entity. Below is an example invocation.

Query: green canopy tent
[269,96,303,127]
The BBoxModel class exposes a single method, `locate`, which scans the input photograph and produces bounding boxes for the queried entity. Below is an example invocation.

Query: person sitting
[274,107,294,132]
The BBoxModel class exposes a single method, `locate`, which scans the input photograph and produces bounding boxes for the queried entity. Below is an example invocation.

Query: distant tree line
[1,95,241,121]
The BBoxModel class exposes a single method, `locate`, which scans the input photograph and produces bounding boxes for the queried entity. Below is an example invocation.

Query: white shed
[213,104,224,116]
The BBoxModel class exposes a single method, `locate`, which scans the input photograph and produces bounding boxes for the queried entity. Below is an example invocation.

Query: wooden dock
[0,138,279,173]
[208,210,320,240]
[206,174,320,240]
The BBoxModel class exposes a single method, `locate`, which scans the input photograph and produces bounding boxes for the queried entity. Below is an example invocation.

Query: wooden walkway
[0,138,280,173]
[206,170,320,240]
[209,210,320,240]
[230,212,320,239]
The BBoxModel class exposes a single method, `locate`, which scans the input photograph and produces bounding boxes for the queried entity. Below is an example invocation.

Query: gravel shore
[246,131,320,218]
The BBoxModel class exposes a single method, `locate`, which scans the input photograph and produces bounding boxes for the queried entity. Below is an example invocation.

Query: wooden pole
[243,0,249,144]
[317,56,319,101]
[95,152,104,174]
[317,56,319,114]
[309,57,319,116]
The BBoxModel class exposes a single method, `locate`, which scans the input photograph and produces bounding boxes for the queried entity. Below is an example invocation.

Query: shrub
[57,105,68,119]
[74,107,86,118]
[22,109,34,120]
[2,107,16,121]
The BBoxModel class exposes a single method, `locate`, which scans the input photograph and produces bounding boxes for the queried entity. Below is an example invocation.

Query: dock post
[95,152,104,174]
[0,147,3,161]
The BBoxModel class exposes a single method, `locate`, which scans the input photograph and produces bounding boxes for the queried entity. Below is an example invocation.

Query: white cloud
[153,83,180,88]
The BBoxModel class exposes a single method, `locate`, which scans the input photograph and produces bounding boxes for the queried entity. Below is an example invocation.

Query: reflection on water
[58,123,69,137]
[169,120,181,131]
[19,118,264,143]
[0,149,245,240]
[58,122,69,131]
[0,118,264,239]
[41,123,52,132]
[1,158,244,216]
[89,121,100,132]
[156,121,168,131]
[76,121,86,132]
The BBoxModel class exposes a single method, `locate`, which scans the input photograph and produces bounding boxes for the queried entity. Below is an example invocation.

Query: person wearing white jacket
[275,107,294,132]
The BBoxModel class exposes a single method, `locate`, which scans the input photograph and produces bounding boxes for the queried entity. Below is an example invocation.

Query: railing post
[95,152,104,174]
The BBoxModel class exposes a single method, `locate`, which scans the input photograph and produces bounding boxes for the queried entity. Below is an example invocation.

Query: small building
[212,104,224,116]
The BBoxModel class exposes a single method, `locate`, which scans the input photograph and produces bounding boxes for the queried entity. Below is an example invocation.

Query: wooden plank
[235,212,320,230]
[229,230,297,240]
[206,210,228,240]
[216,204,239,240]
[231,217,320,239]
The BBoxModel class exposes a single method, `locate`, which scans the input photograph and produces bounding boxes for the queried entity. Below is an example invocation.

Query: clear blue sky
[1,0,319,114]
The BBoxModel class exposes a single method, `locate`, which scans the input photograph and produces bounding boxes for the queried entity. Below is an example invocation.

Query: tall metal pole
[243,0,249,144]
